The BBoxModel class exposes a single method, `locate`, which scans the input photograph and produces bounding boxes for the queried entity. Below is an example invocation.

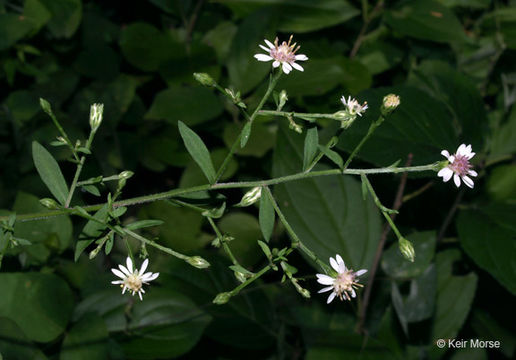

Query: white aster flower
[254,35,308,74]
[111,256,159,300]
[316,254,367,304]
[340,96,368,117]
[438,144,477,188]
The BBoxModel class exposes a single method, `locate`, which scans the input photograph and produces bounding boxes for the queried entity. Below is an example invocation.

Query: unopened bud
[381,94,400,116]
[213,292,231,305]
[118,170,134,180]
[89,103,104,131]
[193,72,216,87]
[399,238,415,262]
[39,198,60,210]
[333,110,357,129]
[237,187,261,207]
[234,271,246,283]
[185,256,210,269]
[278,90,288,111]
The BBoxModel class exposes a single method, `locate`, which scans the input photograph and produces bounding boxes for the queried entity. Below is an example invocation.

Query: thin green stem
[362,175,404,240]
[65,130,97,208]
[229,265,271,296]
[215,71,282,182]
[2,164,439,223]
[207,217,240,266]
[343,118,382,169]
[263,186,331,273]
[258,110,335,122]
[124,228,189,261]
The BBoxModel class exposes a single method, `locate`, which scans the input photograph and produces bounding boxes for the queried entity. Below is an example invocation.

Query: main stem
[3,164,438,223]
[215,71,282,182]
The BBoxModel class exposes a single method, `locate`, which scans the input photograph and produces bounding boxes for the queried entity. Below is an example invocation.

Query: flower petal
[142,272,159,282]
[316,274,335,285]
[457,144,467,155]
[466,152,476,160]
[264,39,275,49]
[259,44,271,52]
[126,257,134,273]
[318,286,334,293]
[291,62,304,72]
[438,167,453,182]
[138,291,143,301]
[118,264,131,276]
[272,60,280,68]
[329,257,339,272]
[295,54,308,61]
[355,269,368,277]
[468,170,478,177]
[327,292,336,304]
[351,288,356,298]
[112,268,127,279]
[254,54,273,62]
[462,176,474,188]
[336,254,346,272]
[139,259,149,275]
[282,62,292,74]
[453,174,461,187]
[440,150,450,159]
[111,280,123,284]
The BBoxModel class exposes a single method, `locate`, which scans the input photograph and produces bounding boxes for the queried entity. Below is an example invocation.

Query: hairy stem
[124,228,189,261]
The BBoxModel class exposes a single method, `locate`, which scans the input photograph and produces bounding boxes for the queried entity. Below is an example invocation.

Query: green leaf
[145,85,223,126]
[457,209,516,295]
[318,145,343,169]
[201,202,226,219]
[0,317,48,360]
[431,250,477,344]
[240,122,252,148]
[32,141,69,205]
[407,60,486,148]
[218,213,263,267]
[490,105,516,160]
[122,289,211,359]
[0,14,34,51]
[257,240,272,259]
[272,125,382,270]
[337,87,457,168]
[23,0,52,30]
[82,184,101,197]
[39,0,82,38]
[259,189,275,242]
[178,121,216,184]
[226,10,276,94]
[487,164,516,203]
[75,205,109,261]
[60,315,109,360]
[125,220,165,231]
[119,22,177,71]
[470,311,516,358]
[382,231,436,279]
[303,127,319,171]
[384,0,467,44]
[223,122,276,157]
[0,272,74,342]
[220,0,359,33]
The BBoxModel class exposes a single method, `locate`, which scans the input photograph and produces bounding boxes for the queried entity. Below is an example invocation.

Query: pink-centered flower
[438,144,477,188]
[111,257,159,300]
[254,35,308,74]
[316,254,367,304]
[341,96,368,117]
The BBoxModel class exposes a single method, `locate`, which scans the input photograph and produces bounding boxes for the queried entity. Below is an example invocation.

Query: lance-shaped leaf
[32,141,69,205]
[303,127,318,171]
[259,189,275,242]
[178,121,216,184]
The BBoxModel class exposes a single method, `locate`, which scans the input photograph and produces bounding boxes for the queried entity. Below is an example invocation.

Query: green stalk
[124,228,190,261]
[343,117,383,169]
[215,71,282,182]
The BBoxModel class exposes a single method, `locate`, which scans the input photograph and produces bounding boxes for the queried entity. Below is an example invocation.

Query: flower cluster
[111,257,159,300]
[254,35,308,74]
[316,255,367,304]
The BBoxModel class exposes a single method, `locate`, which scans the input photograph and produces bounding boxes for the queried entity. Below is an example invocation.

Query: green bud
[193,72,216,87]
[39,198,60,210]
[118,170,134,180]
[399,238,415,262]
[89,103,104,131]
[381,94,400,116]
[234,270,246,283]
[237,187,261,207]
[213,291,231,305]
[300,288,311,298]
[186,256,211,269]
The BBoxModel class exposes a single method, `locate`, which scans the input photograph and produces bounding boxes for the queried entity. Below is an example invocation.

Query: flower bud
[381,94,400,116]
[234,270,247,283]
[399,238,415,262]
[89,103,104,132]
[333,110,357,129]
[213,292,231,305]
[118,170,134,180]
[39,198,60,210]
[193,72,216,87]
[278,90,288,111]
[185,256,211,269]
[237,187,262,207]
